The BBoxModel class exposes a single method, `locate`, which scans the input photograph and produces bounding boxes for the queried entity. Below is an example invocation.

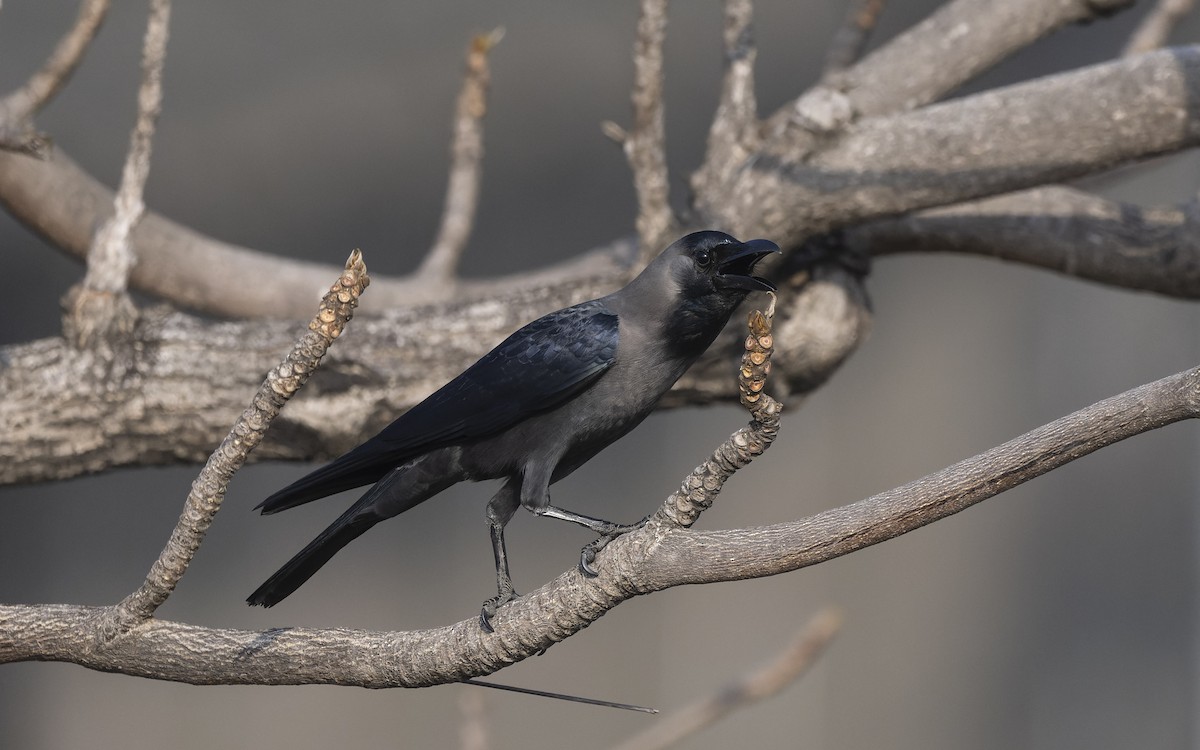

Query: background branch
[0,0,111,153]
[1125,0,1196,56]
[627,0,675,264]
[851,186,1200,298]
[415,29,501,283]
[611,606,843,750]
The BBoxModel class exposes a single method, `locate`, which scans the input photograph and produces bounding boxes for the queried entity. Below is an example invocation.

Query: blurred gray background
[3,2,1200,748]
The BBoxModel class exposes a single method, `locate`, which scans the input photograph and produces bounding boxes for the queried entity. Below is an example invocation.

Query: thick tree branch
[777,0,1133,134]
[849,186,1200,298]
[415,29,501,282]
[3,359,1195,687]
[0,0,111,153]
[716,45,1200,241]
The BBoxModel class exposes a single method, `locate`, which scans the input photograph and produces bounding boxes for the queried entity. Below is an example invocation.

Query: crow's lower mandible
[247,231,779,631]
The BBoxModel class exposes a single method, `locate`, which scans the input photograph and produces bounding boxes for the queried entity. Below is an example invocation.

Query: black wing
[256,301,619,513]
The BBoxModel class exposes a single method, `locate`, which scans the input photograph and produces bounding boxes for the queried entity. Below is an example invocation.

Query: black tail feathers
[247,512,378,607]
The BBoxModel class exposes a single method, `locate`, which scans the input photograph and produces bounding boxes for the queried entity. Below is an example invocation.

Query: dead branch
[0,0,111,153]
[819,0,887,80]
[627,0,675,265]
[416,29,502,282]
[63,0,170,351]
[1125,0,1196,56]
[3,357,1195,686]
[611,606,843,750]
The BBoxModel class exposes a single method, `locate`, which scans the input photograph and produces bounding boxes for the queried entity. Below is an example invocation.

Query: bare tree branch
[849,186,1200,298]
[3,359,1195,687]
[106,250,368,636]
[690,0,760,218]
[416,29,503,282]
[62,0,170,351]
[0,0,111,153]
[627,0,675,265]
[1125,0,1196,56]
[776,0,1134,133]
[611,606,843,750]
[819,0,888,80]
[718,45,1200,241]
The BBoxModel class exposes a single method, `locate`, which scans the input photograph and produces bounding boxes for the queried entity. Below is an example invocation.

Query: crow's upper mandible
[247,230,779,631]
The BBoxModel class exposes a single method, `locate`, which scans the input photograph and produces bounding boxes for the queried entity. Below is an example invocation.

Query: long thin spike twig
[417,28,503,282]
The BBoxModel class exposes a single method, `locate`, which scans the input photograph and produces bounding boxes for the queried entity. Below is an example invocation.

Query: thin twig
[0,0,112,153]
[626,0,674,267]
[63,0,170,350]
[417,28,503,282]
[611,607,843,750]
[1125,0,1195,56]
[820,0,888,81]
[100,251,369,637]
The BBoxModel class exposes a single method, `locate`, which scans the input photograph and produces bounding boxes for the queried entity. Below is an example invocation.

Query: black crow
[248,231,779,630]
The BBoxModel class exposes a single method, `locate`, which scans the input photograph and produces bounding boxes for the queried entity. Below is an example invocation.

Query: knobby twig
[626,0,674,266]
[820,0,888,80]
[1125,0,1196,56]
[0,0,112,154]
[416,28,503,282]
[62,0,170,351]
[611,606,843,750]
[100,250,369,637]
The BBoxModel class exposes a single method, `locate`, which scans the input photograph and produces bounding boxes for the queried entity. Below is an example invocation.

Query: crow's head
[663,230,778,300]
[629,230,779,354]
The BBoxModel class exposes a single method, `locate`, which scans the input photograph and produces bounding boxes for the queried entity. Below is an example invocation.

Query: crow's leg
[480,479,521,632]
[533,506,650,578]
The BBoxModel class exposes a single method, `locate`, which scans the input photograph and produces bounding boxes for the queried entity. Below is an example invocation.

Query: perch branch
[0,0,111,153]
[416,29,502,282]
[611,606,843,750]
[2,360,1195,686]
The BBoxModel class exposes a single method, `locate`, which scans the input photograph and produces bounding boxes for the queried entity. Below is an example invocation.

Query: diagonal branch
[611,606,843,750]
[1125,0,1196,56]
[103,250,369,635]
[416,29,503,282]
[0,0,112,153]
[845,186,1200,299]
[715,45,1200,241]
[773,0,1134,134]
[819,0,888,81]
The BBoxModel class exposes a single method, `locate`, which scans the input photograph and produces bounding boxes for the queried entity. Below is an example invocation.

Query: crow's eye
[694,247,714,269]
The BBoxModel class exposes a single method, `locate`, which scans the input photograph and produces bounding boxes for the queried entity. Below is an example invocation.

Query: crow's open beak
[713,238,780,292]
